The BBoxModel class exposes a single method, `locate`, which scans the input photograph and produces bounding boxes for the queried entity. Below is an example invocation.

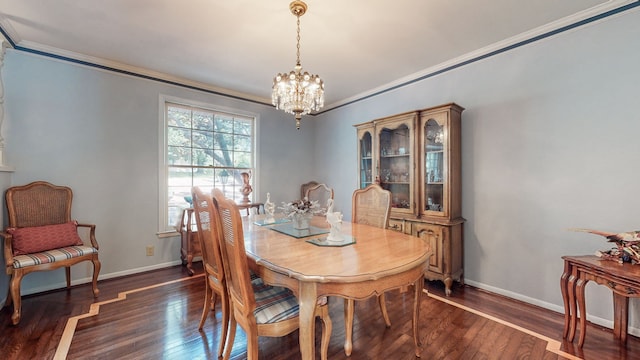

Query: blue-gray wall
[315,7,640,332]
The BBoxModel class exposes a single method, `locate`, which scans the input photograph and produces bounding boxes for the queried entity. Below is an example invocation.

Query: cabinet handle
[417,229,436,237]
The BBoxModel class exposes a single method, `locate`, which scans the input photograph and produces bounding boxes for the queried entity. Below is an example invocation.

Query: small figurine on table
[264,192,276,223]
[325,199,343,242]
[240,171,252,204]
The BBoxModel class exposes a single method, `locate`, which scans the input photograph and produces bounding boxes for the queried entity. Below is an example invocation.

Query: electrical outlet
[146,245,154,256]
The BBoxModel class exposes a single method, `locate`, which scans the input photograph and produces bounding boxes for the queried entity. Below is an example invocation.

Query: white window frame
[157,94,259,236]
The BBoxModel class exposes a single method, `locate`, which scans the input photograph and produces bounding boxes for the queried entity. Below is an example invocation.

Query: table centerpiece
[280,198,323,230]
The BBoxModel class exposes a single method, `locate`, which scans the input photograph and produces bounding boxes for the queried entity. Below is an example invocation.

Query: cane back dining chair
[1,181,101,325]
[191,187,230,358]
[305,183,334,211]
[344,184,392,355]
[212,191,332,360]
[300,180,319,200]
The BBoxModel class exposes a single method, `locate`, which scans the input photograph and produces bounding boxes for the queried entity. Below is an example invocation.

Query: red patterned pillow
[8,221,84,256]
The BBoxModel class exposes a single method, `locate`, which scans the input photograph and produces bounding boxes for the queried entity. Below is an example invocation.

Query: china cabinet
[354,103,464,295]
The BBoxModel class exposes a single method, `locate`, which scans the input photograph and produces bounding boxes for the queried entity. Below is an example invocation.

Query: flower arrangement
[279,198,324,218]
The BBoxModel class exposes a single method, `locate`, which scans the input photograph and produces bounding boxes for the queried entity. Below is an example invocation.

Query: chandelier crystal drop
[272,1,324,130]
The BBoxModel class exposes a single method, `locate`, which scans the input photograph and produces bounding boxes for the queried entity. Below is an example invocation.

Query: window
[160,99,256,233]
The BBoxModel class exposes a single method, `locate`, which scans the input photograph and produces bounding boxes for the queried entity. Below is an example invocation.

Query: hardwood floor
[1,262,638,359]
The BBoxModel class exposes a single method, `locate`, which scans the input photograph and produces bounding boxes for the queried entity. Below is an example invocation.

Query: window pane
[235,118,253,136]
[234,134,251,152]
[193,111,214,131]
[168,167,193,186]
[167,106,191,128]
[168,127,191,147]
[215,115,234,133]
[193,168,214,188]
[192,148,212,167]
[213,149,232,167]
[193,129,214,149]
[234,152,252,168]
[214,133,234,150]
[167,145,192,165]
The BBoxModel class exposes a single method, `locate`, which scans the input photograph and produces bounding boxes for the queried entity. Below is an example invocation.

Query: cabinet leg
[444,277,453,296]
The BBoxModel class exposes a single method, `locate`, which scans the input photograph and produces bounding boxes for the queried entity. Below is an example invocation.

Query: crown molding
[16,40,273,107]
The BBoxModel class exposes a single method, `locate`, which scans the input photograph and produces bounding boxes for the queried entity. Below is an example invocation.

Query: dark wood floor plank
[1,263,639,359]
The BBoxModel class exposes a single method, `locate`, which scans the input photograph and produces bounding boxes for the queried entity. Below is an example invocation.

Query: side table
[178,208,201,276]
[561,255,640,347]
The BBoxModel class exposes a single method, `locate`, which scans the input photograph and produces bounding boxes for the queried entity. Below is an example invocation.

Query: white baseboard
[18,260,183,297]
[464,279,640,337]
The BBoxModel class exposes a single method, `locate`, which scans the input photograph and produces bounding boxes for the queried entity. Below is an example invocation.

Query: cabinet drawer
[388,219,411,234]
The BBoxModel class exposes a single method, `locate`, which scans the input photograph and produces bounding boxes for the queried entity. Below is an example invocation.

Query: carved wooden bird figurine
[570,228,640,263]
[569,228,640,243]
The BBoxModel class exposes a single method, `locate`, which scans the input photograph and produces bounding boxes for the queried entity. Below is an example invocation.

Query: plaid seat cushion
[12,245,98,269]
[252,276,299,324]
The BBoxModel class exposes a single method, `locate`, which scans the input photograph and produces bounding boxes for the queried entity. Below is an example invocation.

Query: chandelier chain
[296,16,301,66]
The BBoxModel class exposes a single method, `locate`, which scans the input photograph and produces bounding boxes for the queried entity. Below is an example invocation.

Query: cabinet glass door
[358,131,373,189]
[424,118,445,214]
[378,122,413,215]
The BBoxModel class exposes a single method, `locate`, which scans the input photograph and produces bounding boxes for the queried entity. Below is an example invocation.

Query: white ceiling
[0,0,632,110]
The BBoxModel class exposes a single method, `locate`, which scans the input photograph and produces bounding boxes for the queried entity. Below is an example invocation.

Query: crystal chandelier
[272,1,324,130]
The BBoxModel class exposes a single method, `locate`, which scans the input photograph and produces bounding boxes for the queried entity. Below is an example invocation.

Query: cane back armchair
[1,181,101,325]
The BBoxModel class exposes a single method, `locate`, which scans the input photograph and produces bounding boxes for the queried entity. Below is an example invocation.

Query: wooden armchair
[1,181,101,325]
[344,184,392,355]
[212,191,332,360]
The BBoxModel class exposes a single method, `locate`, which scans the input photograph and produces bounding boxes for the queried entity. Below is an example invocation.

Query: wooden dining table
[242,215,432,359]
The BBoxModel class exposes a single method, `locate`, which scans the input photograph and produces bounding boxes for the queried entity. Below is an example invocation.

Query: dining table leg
[299,281,318,360]
[413,276,424,357]
[344,299,354,356]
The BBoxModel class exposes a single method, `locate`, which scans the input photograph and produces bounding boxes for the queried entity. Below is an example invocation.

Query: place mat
[307,235,356,247]
[253,217,291,226]
[269,223,329,238]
